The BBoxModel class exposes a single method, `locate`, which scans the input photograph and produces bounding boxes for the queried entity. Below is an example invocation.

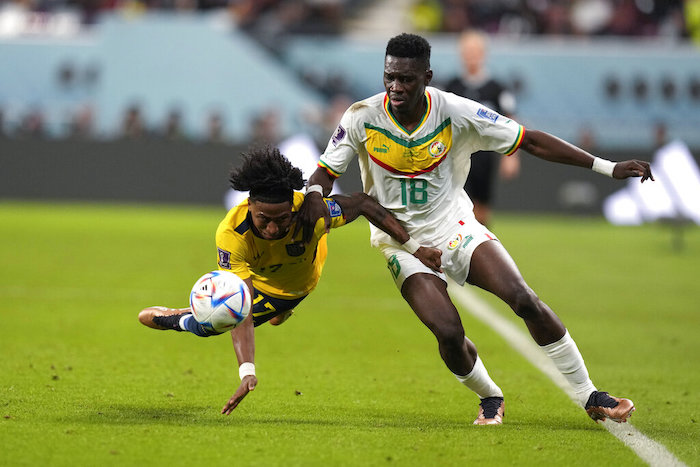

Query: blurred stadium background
[1,0,699,214]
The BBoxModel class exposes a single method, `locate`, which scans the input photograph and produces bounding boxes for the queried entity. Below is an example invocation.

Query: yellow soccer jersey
[215,191,347,299]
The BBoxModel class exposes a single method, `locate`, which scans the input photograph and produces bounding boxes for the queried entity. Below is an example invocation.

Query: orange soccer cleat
[473,397,505,425]
[585,391,635,423]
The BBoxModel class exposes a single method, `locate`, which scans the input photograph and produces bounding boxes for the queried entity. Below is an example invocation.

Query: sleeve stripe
[504,125,524,156]
[318,160,342,178]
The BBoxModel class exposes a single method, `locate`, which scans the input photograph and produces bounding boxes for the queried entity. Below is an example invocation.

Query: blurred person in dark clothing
[443,29,520,227]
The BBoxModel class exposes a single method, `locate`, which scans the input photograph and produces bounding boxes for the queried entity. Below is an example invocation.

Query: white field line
[448,281,686,467]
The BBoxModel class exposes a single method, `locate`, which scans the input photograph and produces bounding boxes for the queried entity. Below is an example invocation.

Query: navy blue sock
[181,314,218,337]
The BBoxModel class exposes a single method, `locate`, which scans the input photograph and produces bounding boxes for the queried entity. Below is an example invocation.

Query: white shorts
[379,216,498,290]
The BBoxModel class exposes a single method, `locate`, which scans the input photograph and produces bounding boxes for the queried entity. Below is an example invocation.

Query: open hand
[293,192,330,243]
[221,375,257,415]
[613,160,654,183]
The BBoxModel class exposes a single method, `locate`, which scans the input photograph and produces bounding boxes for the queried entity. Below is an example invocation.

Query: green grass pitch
[1,201,698,466]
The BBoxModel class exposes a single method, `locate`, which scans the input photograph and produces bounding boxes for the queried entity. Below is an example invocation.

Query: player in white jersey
[299,33,653,425]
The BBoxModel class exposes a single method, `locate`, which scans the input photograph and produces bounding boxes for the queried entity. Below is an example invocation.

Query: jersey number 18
[400,178,428,205]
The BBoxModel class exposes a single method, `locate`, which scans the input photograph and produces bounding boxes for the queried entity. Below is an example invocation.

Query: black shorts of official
[251,289,307,327]
[465,151,498,204]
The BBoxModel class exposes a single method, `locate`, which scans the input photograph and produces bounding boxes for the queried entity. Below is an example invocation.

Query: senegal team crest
[429,140,447,158]
[447,234,462,250]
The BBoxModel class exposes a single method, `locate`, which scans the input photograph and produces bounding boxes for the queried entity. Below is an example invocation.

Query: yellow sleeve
[323,197,348,231]
[215,219,252,281]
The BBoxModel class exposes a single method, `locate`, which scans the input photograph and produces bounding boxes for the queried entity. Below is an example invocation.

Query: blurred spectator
[322,93,352,142]
[571,0,613,35]
[442,29,520,227]
[577,125,598,152]
[653,120,669,149]
[541,2,573,35]
[161,107,187,141]
[606,0,644,36]
[410,0,443,32]
[205,110,226,144]
[687,0,700,44]
[440,0,470,32]
[250,108,282,146]
[0,0,688,40]
[68,104,95,139]
[17,108,47,139]
[120,103,148,140]
[428,0,686,38]
[232,0,344,53]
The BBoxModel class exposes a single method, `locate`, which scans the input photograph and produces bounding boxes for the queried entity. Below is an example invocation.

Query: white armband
[239,362,256,380]
[306,184,324,196]
[592,157,616,178]
[401,237,420,255]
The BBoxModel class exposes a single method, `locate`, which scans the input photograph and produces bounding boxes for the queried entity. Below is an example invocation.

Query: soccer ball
[189,270,251,333]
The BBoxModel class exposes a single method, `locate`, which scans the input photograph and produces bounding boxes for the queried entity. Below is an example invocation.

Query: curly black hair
[229,146,305,203]
[385,33,431,69]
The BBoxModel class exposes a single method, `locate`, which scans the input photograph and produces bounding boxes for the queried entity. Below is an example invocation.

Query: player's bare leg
[269,310,294,326]
[401,273,504,424]
[467,240,634,422]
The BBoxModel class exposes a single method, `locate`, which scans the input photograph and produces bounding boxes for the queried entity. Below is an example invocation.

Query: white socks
[454,356,504,399]
[454,331,596,406]
[541,330,597,406]
[178,314,190,331]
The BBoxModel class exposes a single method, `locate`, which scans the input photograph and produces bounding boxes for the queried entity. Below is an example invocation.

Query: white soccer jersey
[319,86,523,247]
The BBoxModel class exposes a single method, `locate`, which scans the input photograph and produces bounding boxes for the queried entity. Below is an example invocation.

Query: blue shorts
[251,289,307,327]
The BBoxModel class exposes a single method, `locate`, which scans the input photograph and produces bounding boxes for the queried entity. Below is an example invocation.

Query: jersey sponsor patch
[325,198,343,217]
[217,248,231,269]
[476,107,499,123]
[331,124,346,146]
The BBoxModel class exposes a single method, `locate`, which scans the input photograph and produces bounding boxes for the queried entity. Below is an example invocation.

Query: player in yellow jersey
[300,33,652,425]
[138,146,442,414]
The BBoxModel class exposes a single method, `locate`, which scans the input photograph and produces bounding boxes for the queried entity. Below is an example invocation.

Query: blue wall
[0,12,324,141]
[2,15,699,150]
[284,35,700,151]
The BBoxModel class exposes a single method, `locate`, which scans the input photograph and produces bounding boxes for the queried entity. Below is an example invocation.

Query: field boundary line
[448,281,686,467]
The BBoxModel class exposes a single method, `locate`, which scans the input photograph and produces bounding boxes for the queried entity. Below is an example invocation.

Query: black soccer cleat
[138,306,189,331]
[585,391,635,423]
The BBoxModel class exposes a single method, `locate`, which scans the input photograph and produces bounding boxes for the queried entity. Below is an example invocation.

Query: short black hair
[229,146,305,204]
[385,33,431,69]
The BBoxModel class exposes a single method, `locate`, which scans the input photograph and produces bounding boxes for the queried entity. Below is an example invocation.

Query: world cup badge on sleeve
[217,248,231,269]
[331,124,346,147]
[325,199,343,218]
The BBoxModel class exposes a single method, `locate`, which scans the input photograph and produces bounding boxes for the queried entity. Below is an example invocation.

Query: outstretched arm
[294,167,337,243]
[332,192,442,272]
[221,277,257,415]
[520,129,654,182]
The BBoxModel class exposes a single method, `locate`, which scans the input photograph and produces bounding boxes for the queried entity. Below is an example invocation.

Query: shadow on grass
[56,403,601,433]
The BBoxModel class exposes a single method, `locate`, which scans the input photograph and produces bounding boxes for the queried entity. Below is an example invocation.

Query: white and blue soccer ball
[189,270,251,333]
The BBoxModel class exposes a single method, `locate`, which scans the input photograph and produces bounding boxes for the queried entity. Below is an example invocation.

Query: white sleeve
[450,94,523,155]
[319,108,360,178]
